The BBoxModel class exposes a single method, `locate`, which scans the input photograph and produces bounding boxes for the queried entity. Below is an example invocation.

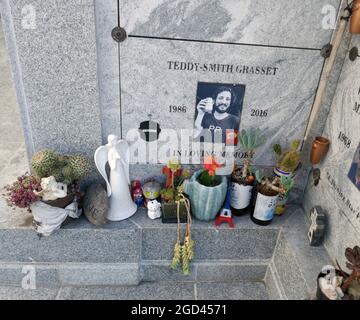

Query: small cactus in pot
[251,170,294,225]
[231,128,265,215]
[273,140,301,176]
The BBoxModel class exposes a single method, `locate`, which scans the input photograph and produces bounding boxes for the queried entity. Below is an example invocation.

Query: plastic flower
[203,156,222,176]
[167,157,181,171]
[182,169,191,179]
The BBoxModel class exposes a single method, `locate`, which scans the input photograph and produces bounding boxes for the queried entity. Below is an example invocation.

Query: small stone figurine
[147,199,162,220]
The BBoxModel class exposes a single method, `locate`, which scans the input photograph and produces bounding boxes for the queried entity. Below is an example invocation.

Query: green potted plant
[4,150,91,236]
[251,170,294,225]
[160,159,191,223]
[231,128,265,216]
[31,149,91,208]
[273,140,301,215]
[273,140,301,177]
[184,156,227,221]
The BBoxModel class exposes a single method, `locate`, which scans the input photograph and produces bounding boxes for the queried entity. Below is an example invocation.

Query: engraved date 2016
[250,109,268,117]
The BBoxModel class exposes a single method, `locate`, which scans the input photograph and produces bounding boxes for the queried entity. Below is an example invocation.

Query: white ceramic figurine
[147,199,162,220]
[94,135,137,221]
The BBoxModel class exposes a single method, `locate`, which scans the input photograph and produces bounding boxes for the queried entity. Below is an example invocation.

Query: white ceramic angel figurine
[94,135,137,221]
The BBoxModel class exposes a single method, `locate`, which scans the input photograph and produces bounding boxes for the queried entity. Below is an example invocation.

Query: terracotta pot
[350,0,360,34]
[310,137,330,165]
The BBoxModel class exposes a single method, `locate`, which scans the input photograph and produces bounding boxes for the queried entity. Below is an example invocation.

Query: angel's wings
[114,139,131,186]
[94,145,112,197]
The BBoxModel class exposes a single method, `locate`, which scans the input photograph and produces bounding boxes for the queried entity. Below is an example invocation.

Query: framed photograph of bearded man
[193,82,245,145]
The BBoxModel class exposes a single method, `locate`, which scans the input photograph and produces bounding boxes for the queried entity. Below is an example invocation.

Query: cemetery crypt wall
[304,33,360,267]
[2,0,355,223]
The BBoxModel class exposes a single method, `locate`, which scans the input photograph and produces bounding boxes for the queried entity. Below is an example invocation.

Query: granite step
[0,206,332,300]
[0,281,269,300]
[0,207,280,288]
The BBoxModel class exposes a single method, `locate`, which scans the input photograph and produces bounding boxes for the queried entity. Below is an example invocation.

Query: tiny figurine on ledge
[131,180,144,206]
[251,171,294,225]
[4,149,91,236]
[147,199,162,220]
[160,158,191,223]
[142,179,161,207]
[215,184,234,228]
[95,135,137,221]
[184,156,227,221]
[231,128,265,216]
[317,246,360,300]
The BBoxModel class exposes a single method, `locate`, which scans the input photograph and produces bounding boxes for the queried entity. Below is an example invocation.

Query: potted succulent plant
[317,246,360,300]
[251,170,294,225]
[231,128,265,216]
[31,150,91,207]
[160,159,191,223]
[4,150,91,236]
[273,140,301,215]
[184,156,227,221]
[273,140,301,177]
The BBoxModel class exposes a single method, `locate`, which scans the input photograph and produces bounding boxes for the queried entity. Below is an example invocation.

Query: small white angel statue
[94,135,137,221]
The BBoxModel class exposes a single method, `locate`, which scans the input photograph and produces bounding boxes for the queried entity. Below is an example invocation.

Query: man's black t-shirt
[201,113,240,143]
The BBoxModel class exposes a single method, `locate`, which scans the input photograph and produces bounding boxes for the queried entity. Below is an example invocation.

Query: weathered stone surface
[58,282,195,300]
[0,0,103,159]
[83,183,109,226]
[304,34,360,267]
[196,282,268,300]
[57,263,140,286]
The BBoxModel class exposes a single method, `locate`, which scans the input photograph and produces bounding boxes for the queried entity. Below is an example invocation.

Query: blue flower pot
[184,170,228,221]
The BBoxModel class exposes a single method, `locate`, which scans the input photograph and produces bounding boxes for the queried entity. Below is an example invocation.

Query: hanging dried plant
[171,189,195,275]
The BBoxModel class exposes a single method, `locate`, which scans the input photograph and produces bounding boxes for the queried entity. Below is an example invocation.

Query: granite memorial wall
[304,34,360,266]
[0,0,342,181]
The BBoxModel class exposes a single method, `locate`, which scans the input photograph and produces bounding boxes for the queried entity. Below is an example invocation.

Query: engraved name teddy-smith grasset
[167,61,279,76]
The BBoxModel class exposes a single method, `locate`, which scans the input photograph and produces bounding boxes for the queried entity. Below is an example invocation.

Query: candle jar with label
[230,166,255,216]
[251,185,279,226]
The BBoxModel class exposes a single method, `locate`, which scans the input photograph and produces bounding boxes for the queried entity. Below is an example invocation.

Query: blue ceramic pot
[184,170,228,221]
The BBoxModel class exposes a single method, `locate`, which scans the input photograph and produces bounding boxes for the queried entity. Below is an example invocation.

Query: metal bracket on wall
[349,47,360,61]
[112,26,127,43]
[320,44,333,58]
[313,168,321,186]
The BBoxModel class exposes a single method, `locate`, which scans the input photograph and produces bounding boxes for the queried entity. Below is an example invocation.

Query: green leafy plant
[237,128,266,180]
[31,150,91,185]
[273,140,301,173]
